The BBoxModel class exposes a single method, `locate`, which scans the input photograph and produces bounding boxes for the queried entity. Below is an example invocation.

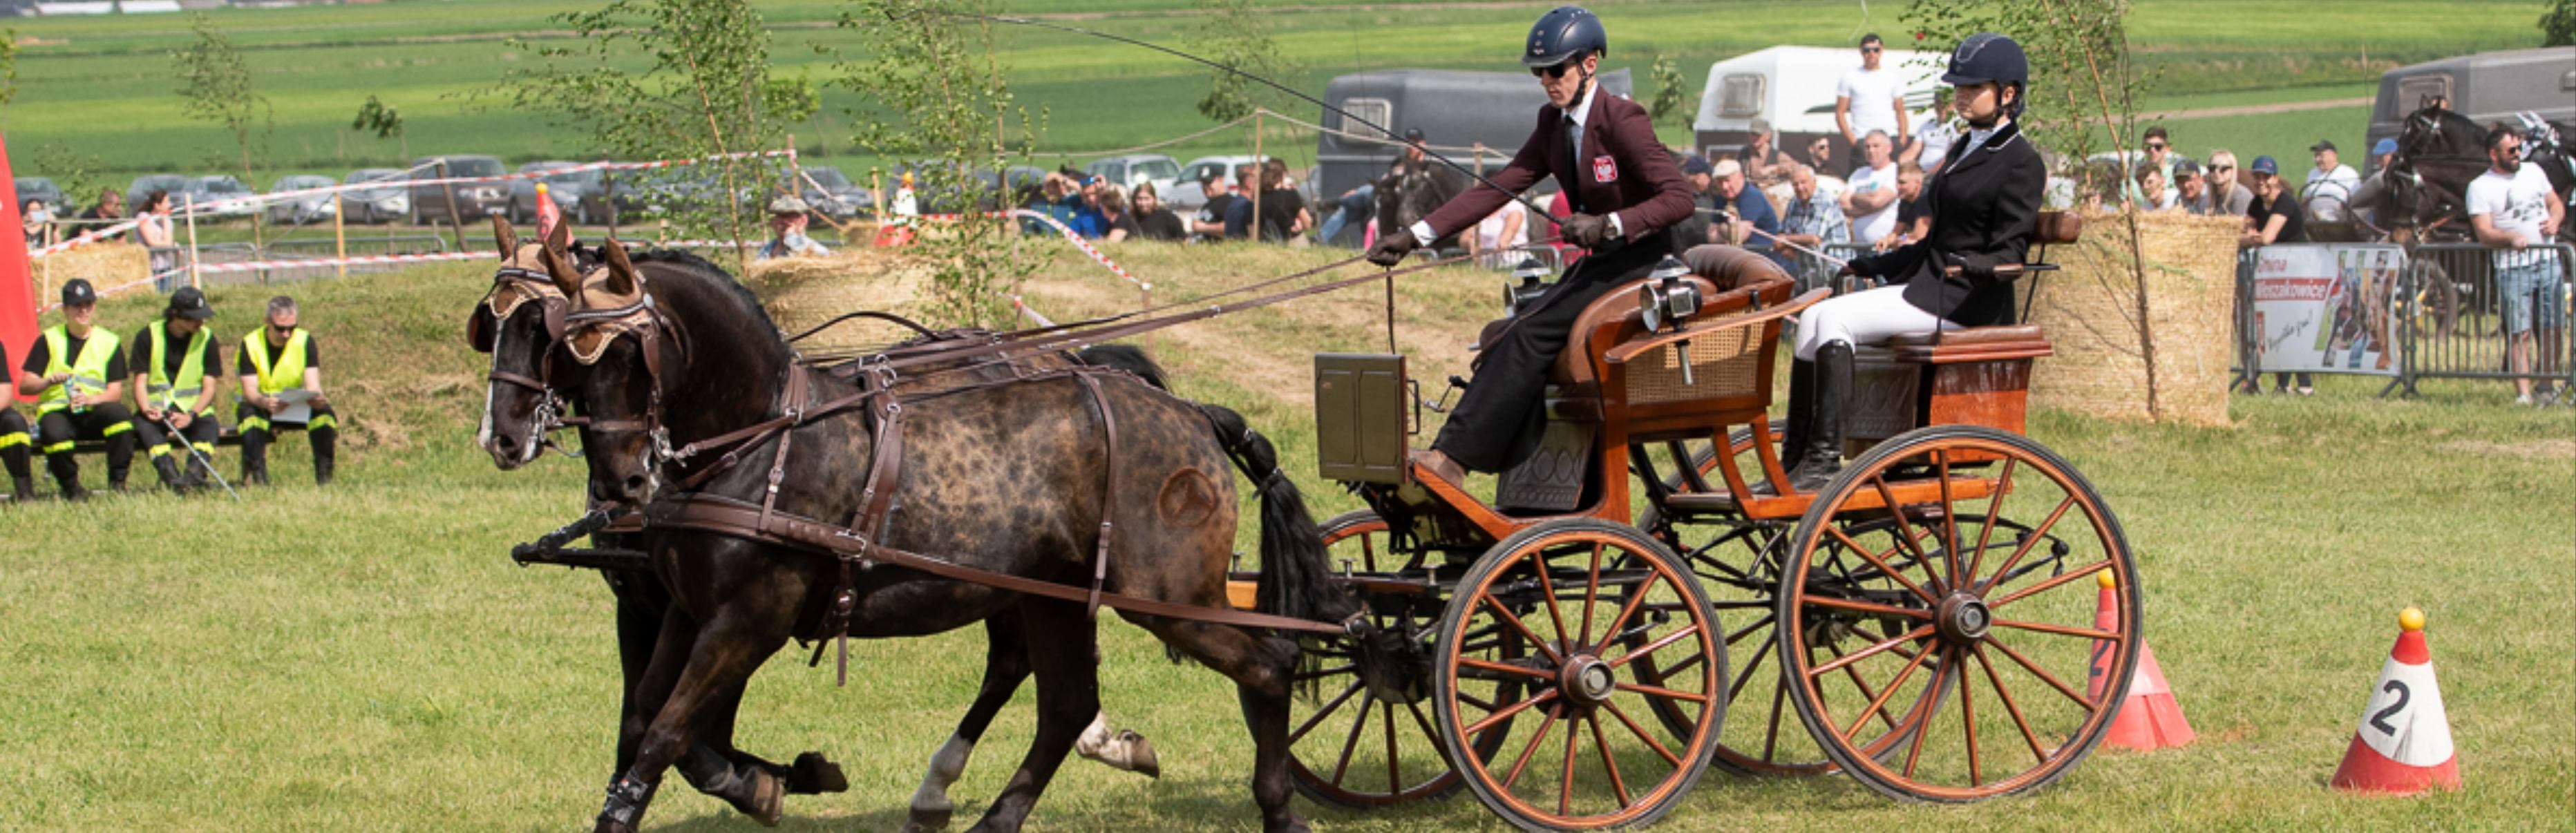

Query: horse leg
[596,609,789,833]
[618,568,847,800]
[1132,615,1307,833]
[906,615,1034,832]
[962,600,1100,833]
[603,568,661,778]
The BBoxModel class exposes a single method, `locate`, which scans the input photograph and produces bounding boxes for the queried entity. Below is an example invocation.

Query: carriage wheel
[1290,511,1516,808]
[1629,423,1938,777]
[1777,425,2140,802]
[1434,519,1723,831]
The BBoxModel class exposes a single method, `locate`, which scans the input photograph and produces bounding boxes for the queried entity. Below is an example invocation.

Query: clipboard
[272,388,317,423]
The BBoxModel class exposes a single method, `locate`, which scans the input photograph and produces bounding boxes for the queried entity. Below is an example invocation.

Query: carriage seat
[1886,324,2052,363]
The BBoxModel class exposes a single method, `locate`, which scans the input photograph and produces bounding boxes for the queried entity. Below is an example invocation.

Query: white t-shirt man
[1846,162,1900,245]
[2302,163,2360,221]
[1837,67,1903,142]
[1474,201,1527,266]
[1911,114,1956,171]
[2468,164,2555,247]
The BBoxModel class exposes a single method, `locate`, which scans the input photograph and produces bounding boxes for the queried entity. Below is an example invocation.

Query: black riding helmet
[1940,32,2028,117]
[1523,6,1607,68]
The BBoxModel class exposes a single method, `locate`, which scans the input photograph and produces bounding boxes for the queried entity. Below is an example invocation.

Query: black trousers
[135,410,221,464]
[0,408,32,482]
[238,401,337,475]
[1434,236,1670,472]
[38,403,138,486]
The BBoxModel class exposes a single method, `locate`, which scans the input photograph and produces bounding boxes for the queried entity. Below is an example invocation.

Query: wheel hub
[1935,592,1991,644]
[1557,655,1617,707]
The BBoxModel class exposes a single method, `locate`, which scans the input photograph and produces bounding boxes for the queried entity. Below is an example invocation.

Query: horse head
[472,216,581,470]
[560,238,788,510]
[1374,161,1464,245]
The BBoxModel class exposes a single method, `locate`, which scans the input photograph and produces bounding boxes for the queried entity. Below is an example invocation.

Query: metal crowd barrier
[2231,242,2575,397]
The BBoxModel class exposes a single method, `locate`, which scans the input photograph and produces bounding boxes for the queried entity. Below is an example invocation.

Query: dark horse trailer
[2363,46,2575,175]
[1314,68,1633,245]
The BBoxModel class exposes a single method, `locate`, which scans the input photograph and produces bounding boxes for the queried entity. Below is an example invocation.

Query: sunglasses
[1530,61,1578,79]
[270,323,295,334]
[1861,46,1883,53]
[2210,165,2234,172]
[2145,142,2168,150]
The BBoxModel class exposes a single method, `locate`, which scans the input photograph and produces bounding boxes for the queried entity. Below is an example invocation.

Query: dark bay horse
[469,220,1160,827]
[548,238,1381,833]
[2388,104,2508,242]
[1375,159,1466,250]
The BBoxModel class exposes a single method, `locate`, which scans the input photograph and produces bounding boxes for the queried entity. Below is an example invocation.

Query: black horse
[2382,104,2576,243]
[469,221,1159,827]
[1375,159,1467,251]
[540,236,1382,833]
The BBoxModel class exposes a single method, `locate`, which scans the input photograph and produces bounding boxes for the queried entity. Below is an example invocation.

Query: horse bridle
[558,280,690,503]
[472,265,585,458]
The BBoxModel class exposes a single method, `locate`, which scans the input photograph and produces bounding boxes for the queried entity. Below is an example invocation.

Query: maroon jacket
[1422,88,1696,246]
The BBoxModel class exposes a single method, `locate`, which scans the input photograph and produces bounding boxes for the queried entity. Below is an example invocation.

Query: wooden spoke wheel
[1777,426,2140,802]
[1434,519,1725,831]
[1631,423,1937,777]
[1290,512,1514,808]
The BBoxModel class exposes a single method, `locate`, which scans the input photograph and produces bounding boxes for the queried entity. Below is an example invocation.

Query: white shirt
[1846,162,1900,245]
[1837,66,1903,139]
[2302,164,2360,220]
[2468,165,2555,247]
[1912,115,1956,170]
[1475,201,1527,253]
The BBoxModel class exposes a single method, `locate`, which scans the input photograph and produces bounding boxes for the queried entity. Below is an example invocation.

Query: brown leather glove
[1557,213,1611,248]
[1365,232,1419,267]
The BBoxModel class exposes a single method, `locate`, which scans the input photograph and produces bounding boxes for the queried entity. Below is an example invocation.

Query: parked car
[1084,154,1183,205]
[506,161,605,225]
[124,174,193,213]
[265,175,340,226]
[15,177,63,212]
[187,175,260,220]
[341,169,412,224]
[408,155,510,224]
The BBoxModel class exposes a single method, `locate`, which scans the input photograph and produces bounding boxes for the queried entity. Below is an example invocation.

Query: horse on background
[534,235,1392,833]
[468,219,1162,828]
[2387,104,2517,243]
[1374,158,1466,252]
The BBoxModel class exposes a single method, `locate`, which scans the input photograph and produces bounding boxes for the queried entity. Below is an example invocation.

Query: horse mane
[632,247,786,342]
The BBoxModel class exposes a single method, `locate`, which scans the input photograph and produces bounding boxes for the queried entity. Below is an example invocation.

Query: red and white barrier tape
[916,209,1145,291]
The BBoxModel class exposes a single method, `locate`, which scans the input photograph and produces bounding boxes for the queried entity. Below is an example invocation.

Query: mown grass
[1,0,2548,189]
[1,241,2568,830]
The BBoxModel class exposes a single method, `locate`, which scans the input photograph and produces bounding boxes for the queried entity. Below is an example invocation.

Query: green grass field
[0,0,2550,194]
[0,242,2568,830]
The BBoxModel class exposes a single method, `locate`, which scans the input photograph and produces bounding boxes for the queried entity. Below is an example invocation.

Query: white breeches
[1792,285,1956,360]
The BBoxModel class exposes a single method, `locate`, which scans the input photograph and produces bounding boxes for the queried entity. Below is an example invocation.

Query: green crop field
[0,240,2568,830]
[0,0,2553,195]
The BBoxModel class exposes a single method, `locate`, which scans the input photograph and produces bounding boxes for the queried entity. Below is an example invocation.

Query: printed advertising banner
[2248,243,2405,377]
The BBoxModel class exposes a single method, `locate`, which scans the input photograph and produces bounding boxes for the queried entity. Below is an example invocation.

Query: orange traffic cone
[2089,571,2194,750]
[2331,607,2460,794]
[534,182,563,238]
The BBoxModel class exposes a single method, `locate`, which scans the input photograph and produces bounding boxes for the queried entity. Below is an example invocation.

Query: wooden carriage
[1290,213,2141,830]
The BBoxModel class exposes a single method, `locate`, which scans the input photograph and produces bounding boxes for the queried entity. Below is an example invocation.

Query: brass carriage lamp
[1638,255,1704,385]
[1504,257,1555,315]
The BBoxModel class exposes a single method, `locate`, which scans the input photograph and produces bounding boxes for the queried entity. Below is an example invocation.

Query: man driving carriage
[1365,4,1696,484]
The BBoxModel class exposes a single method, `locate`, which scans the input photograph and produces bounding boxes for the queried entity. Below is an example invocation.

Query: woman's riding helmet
[1940,32,2029,117]
[1523,6,1607,68]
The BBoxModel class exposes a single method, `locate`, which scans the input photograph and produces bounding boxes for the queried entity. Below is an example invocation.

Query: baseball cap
[1748,118,1771,136]
[1403,127,1425,142]
[1681,155,1713,175]
[2371,137,2397,156]
[768,195,810,215]
[2309,139,2336,153]
[2172,159,2201,178]
[1711,159,1743,179]
[166,286,214,320]
[2248,155,2280,175]
[61,278,97,307]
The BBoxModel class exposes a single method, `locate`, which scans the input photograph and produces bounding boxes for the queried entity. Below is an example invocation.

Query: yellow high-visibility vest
[37,325,122,416]
[145,321,216,415]
[241,327,311,396]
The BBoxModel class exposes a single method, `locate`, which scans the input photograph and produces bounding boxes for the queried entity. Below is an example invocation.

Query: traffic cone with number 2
[2330,607,2459,794]
[2090,571,2193,749]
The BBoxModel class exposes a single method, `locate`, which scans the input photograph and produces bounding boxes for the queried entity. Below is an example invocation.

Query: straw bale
[2018,210,2239,426]
[30,244,151,302]
[741,247,935,352]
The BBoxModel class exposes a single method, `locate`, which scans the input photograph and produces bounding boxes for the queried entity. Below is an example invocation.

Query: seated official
[129,287,225,494]
[236,295,338,486]
[19,279,138,499]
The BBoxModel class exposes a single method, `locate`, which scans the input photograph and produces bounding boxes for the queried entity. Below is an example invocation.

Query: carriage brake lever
[1420,376,1468,414]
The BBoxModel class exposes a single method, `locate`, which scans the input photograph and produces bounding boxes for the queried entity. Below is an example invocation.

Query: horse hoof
[1119,732,1162,779]
[592,820,637,833]
[744,769,784,827]
[787,751,849,794]
[1262,813,1311,833]
[902,807,953,833]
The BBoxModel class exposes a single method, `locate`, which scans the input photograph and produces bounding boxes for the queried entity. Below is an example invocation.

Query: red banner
[0,131,38,402]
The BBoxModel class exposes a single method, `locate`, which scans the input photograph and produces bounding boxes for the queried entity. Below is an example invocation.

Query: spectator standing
[1806,135,1837,183]
[1671,155,1717,251]
[1070,176,1111,239]
[2134,164,2177,211]
[236,296,337,486]
[1834,34,1908,174]
[1189,172,1237,241]
[1025,171,1083,236]
[1467,198,1527,268]
[1223,163,1260,240]
[22,199,55,249]
[1901,87,1958,176]
[134,190,178,285]
[2241,155,2313,395]
[1712,158,1789,270]
[1884,163,1930,249]
[1124,182,1187,242]
[2204,149,2255,217]
[1779,164,1851,287]
[755,196,831,260]
[1098,184,1135,242]
[2173,160,2216,215]
[19,279,135,499]
[2468,126,2569,405]
[2300,140,2360,222]
[2346,137,2401,229]
[1743,119,1793,186]
[76,189,126,242]
[1254,159,1308,243]
[1841,131,1902,245]
[2141,126,2178,182]
[126,286,220,493]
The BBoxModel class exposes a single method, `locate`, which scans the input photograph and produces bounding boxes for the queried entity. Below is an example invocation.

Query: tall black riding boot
[1787,342,1853,494]
[312,428,337,486]
[47,454,88,502]
[1752,358,1815,496]
[153,455,196,495]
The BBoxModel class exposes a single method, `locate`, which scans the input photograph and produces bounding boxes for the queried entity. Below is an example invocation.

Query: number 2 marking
[2368,680,2411,736]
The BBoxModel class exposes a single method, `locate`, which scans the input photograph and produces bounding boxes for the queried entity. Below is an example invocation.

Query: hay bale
[742,248,935,352]
[2019,210,2239,426]
[31,244,151,300]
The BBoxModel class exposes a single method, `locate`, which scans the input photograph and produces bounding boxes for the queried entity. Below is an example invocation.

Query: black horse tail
[1077,343,1169,390]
